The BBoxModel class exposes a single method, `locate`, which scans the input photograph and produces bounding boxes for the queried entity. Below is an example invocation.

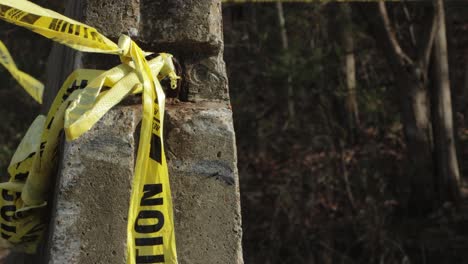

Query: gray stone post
[8,0,243,263]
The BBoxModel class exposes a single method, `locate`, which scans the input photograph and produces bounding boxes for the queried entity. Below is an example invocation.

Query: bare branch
[377,1,414,67]
[402,3,417,48]
[417,4,438,71]
[275,2,288,50]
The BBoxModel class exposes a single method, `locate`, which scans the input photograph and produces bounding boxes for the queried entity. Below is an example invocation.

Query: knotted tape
[0,0,180,263]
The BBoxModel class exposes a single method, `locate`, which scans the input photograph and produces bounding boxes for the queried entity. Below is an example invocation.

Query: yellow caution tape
[21,69,104,207]
[1,53,180,261]
[0,115,44,253]
[119,36,179,264]
[0,0,121,54]
[0,40,43,103]
[0,70,102,253]
[0,1,180,262]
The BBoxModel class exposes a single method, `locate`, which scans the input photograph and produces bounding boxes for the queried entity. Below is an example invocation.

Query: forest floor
[239,125,468,264]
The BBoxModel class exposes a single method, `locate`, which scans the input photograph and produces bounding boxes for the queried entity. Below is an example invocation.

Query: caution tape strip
[0,40,43,103]
[0,1,180,263]
[0,0,121,54]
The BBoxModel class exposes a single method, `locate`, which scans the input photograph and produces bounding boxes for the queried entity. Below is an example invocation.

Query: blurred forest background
[223,2,468,263]
[1,1,468,263]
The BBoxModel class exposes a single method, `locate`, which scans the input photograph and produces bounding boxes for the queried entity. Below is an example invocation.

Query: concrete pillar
[7,0,242,263]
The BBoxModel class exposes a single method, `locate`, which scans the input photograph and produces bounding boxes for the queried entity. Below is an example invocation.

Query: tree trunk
[276,2,295,129]
[356,3,438,213]
[462,50,468,115]
[397,70,434,211]
[276,2,288,51]
[339,4,360,138]
[454,49,468,115]
[465,50,468,113]
[431,0,461,203]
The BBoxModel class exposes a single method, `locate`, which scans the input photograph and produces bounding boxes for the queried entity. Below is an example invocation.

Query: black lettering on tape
[46,17,91,41]
[153,116,160,126]
[90,31,97,41]
[39,142,46,156]
[75,25,81,36]
[90,31,105,44]
[149,134,162,164]
[68,23,74,34]
[55,19,64,32]
[0,52,9,65]
[83,27,89,39]
[8,9,23,21]
[1,190,14,202]
[47,116,55,129]
[62,79,88,101]
[1,232,11,240]
[78,79,89,88]
[60,21,69,33]
[27,151,36,159]
[14,172,28,181]
[152,122,160,134]
[4,9,14,19]
[1,205,16,222]
[0,5,9,17]
[134,210,164,234]
[1,223,15,233]
[140,185,163,206]
[153,105,160,116]
[135,236,163,247]
[48,18,58,30]
[134,185,166,262]
[136,250,165,263]
[19,13,40,24]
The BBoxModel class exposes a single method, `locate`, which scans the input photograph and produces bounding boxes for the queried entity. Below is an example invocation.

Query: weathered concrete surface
[85,0,140,38]
[44,101,243,264]
[140,0,223,54]
[166,102,243,264]
[182,53,230,102]
[139,0,229,102]
[48,105,139,264]
[38,0,243,263]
